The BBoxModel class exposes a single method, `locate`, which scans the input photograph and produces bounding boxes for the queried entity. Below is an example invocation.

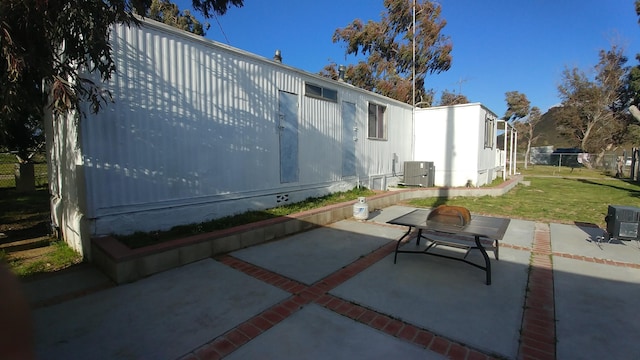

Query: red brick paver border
[518,222,556,360]
[552,252,640,269]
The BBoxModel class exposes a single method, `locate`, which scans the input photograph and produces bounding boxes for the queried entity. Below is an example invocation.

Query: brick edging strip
[552,252,640,269]
[518,223,556,360]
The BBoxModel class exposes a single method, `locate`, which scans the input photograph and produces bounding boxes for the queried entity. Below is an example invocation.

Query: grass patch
[0,188,82,277]
[6,240,83,277]
[481,176,505,187]
[408,177,640,227]
[117,187,376,249]
[518,164,610,178]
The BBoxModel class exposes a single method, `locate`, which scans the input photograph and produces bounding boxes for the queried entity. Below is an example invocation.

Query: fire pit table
[387,207,510,285]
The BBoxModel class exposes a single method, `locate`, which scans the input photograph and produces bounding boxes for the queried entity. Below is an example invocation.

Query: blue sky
[176,0,639,117]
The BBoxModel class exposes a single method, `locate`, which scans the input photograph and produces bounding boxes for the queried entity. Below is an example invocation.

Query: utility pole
[411,0,416,159]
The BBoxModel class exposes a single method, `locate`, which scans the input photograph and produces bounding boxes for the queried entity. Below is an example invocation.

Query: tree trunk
[630,105,640,122]
[14,163,35,193]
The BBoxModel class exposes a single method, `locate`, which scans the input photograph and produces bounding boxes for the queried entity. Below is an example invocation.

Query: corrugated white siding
[299,88,414,186]
[299,93,342,184]
[414,103,499,187]
[476,106,500,185]
[83,22,286,216]
[72,19,413,236]
[46,110,85,254]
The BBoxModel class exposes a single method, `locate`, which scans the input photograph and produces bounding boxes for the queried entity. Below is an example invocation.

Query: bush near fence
[0,152,48,189]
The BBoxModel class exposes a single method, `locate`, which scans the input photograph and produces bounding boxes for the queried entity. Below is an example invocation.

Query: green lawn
[408,167,640,227]
[1,188,83,277]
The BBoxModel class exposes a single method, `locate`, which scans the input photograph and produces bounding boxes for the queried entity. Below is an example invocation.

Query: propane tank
[352,197,369,220]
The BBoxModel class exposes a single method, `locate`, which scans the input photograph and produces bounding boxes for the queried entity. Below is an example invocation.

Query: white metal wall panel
[83,22,291,217]
[47,110,86,253]
[476,106,500,185]
[346,92,414,182]
[296,78,413,187]
[74,19,413,236]
[299,92,342,184]
[415,104,480,187]
[414,103,501,187]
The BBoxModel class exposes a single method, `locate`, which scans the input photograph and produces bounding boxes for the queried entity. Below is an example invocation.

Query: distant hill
[497,106,636,154]
[531,106,574,148]
[497,106,574,149]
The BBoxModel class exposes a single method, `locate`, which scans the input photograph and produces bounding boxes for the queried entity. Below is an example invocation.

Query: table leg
[394,227,413,264]
[475,235,491,285]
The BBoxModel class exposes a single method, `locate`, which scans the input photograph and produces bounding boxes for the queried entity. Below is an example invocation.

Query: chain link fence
[0,152,48,189]
[526,148,635,177]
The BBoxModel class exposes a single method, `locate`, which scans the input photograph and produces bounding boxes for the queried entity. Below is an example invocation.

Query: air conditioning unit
[403,161,435,187]
[605,205,640,240]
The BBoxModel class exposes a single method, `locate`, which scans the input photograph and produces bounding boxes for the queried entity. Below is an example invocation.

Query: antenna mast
[411,0,416,158]
[412,0,416,109]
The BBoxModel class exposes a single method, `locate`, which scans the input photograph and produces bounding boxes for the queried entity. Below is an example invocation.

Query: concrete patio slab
[368,205,418,224]
[231,220,403,285]
[22,264,113,307]
[33,259,290,360]
[226,304,445,360]
[554,257,640,360]
[329,240,531,359]
[501,218,536,248]
[550,223,640,263]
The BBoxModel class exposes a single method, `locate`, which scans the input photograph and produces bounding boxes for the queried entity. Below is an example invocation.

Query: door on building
[278,91,299,183]
[342,101,357,177]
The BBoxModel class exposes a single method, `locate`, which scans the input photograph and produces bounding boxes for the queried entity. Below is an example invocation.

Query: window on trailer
[368,103,386,140]
[305,83,338,102]
[484,114,495,148]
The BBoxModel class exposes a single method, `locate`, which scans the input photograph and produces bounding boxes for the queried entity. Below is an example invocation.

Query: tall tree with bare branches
[504,91,541,169]
[556,46,629,163]
[0,0,243,162]
[321,0,452,105]
[438,90,469,106]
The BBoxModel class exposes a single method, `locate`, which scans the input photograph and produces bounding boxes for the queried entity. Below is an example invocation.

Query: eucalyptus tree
[0,0,243,163]
[438,90,469,106]
[504,91,541,169]
[556,46,629,161]
[148,0,207,36]
[321,0,452,106]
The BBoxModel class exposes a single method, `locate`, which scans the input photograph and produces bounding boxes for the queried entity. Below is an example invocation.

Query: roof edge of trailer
[133,16,413,109]
[415,102,498,118]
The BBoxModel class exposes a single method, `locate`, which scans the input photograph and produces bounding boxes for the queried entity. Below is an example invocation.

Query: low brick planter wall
[92,176,523,284]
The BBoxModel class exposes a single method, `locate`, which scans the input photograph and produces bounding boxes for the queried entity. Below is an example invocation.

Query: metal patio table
[387,209,510,285]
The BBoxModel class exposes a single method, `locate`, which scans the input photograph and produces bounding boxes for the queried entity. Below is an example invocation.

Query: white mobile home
[414,103,502,187]
[46,19,414,256]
